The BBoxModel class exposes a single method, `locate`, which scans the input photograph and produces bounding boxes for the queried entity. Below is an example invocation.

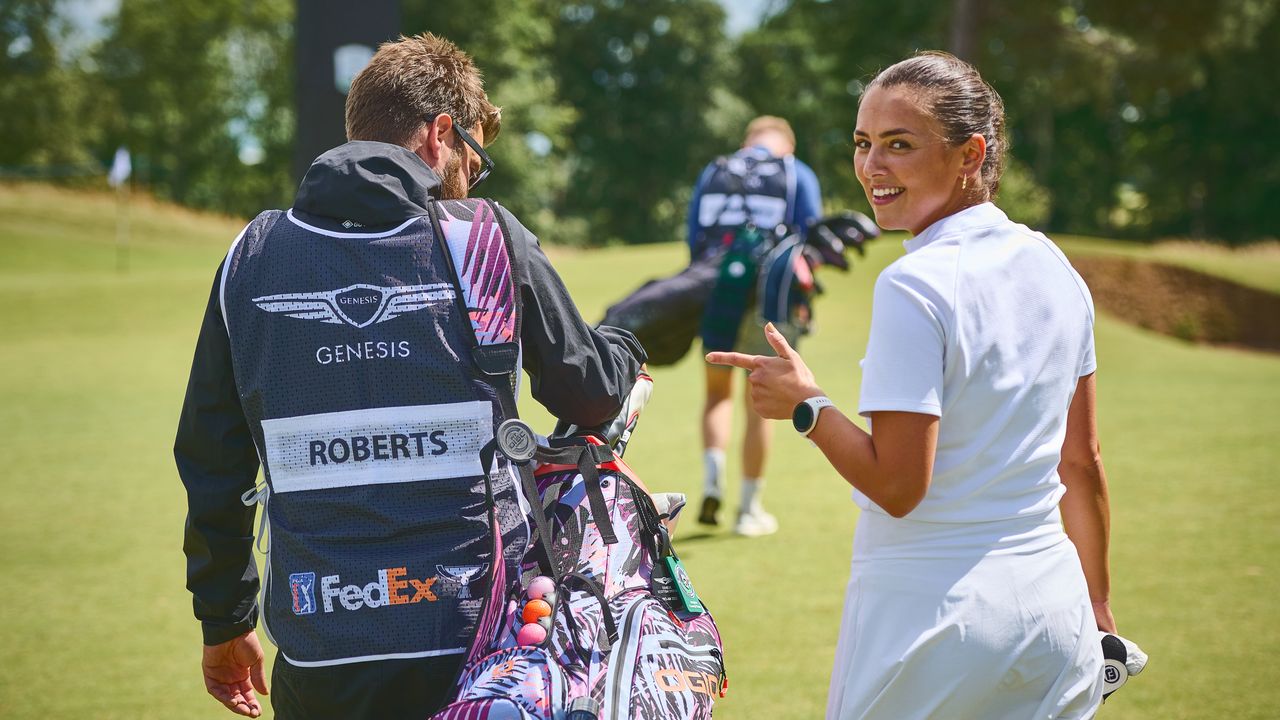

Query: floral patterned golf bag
[431,374,727,720]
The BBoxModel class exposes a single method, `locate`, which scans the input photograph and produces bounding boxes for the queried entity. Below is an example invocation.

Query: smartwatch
[792,396,835,436]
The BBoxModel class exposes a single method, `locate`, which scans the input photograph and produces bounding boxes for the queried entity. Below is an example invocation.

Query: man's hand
[706,323,823,419]
[202,631,269,717]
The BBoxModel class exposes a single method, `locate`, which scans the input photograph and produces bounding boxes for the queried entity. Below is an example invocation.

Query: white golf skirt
[826,508,1102,720]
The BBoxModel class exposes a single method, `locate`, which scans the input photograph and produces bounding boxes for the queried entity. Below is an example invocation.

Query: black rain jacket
[174,141,646,645]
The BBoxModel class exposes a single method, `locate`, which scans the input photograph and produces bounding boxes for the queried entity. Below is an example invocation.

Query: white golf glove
[1100,632,1148,700]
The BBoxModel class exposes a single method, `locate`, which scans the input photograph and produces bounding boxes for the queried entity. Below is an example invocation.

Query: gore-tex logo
[253,283,455,329]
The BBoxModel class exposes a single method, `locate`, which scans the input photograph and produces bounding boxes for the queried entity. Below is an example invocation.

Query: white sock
[741,477,764,513]
[703,449,726,498]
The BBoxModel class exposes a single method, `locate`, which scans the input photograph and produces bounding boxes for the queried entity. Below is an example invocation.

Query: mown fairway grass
[2,183,1277,719]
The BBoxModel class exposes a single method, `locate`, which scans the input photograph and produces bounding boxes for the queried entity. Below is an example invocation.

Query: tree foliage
[403,0,585,242]
[9,0,1278,243]
[92,0,294,216]
[0,0,98,170]
[739,0,1278,243]
[546,0,744,245]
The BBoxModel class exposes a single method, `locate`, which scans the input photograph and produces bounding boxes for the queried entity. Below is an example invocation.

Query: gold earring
[963,175,970,191]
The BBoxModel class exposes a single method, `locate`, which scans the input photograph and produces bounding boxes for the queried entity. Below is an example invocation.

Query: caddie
[174,33,645,719]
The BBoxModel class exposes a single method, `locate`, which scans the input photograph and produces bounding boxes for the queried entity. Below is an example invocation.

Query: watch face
[793,401,815,433]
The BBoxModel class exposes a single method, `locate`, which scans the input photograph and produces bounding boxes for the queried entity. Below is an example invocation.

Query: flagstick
[115,181,130,274]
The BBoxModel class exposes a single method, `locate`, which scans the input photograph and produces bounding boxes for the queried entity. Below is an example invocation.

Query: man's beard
[439,151,468,199]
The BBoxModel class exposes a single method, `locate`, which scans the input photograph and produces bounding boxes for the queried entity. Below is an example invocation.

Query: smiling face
[854,85,980,235]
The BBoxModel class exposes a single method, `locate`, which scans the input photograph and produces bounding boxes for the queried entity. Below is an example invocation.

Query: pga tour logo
[289,572,317,615]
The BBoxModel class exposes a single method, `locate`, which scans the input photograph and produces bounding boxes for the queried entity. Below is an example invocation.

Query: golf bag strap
[558,571,619,651]
[534,442,619,546]
[480,438,560,579]
[429,197,522,417]
[430,199,558,581]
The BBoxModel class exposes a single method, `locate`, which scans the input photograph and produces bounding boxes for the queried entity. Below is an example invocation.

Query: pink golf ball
[516,622,547,646]
[527,576,555,600]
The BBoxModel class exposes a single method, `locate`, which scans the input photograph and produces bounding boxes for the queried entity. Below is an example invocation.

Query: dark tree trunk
[950,0,982,62]
[293,0,401,183]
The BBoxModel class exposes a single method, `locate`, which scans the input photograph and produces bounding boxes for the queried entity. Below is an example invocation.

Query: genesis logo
[435,564,488,599]
[252,283,455,329]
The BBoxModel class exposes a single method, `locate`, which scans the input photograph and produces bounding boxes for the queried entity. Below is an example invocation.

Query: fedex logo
[294,567,439,614]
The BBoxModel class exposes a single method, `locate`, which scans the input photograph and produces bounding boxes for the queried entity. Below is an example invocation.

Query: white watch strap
[804,396,835,436]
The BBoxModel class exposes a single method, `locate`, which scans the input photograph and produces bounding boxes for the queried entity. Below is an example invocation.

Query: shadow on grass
[671,530,771,556]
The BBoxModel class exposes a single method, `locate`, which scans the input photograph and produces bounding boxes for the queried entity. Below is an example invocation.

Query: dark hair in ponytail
[867,51,1008,196]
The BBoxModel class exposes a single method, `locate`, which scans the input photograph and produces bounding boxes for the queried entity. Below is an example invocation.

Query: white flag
[107,147,132,188]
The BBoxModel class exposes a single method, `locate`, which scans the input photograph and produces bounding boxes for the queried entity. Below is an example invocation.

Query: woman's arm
[808,408,937,518]
[708,324,938,518]
[1058,372,1117,632]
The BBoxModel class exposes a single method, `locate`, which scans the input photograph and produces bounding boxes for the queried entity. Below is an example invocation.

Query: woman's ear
[962,133,988,176]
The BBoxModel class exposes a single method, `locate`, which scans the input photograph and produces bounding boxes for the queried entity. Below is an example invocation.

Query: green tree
[1082,0,1280,242]
[547,0,744,246]
[94,0,293,216]
[0,0,98,171]
[739,0,1278,242]
[403,0,584,242]
[736,0,951,217]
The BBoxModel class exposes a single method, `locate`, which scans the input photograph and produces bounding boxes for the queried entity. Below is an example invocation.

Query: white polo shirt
[855,203,1096,523]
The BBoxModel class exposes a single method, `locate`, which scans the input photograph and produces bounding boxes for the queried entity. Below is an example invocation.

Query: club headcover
[1100,632,1148,700]
[651,492,687,536]
[805,211,881,270]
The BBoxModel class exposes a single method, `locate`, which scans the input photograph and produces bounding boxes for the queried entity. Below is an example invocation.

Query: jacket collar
[293,141,443,226]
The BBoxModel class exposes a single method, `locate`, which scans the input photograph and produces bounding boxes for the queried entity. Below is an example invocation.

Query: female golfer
[709,51,1115,719]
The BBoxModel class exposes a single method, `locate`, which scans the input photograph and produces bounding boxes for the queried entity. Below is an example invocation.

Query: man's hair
[345,33,501,147]
[743,116,796,150]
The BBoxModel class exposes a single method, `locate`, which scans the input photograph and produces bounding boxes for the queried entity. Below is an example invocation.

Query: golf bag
[431,374,726,720]
[599,255,721,366]
[601,211,879,365]
[756,211,882,336]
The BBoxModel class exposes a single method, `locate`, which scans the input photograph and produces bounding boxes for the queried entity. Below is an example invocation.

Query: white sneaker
[733,507,779,537]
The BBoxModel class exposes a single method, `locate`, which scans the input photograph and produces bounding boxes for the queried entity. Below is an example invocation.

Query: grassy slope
[0,184,1276,719]
[1055,235,1280,294]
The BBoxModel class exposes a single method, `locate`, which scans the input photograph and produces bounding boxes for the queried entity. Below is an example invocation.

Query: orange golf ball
[522,598,552,624]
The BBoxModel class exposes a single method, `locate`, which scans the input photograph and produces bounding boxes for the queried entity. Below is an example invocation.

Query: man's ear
[411,114,454,172]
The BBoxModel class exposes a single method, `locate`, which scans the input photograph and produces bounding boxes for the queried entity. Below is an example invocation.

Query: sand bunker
[1071,256,1280,353]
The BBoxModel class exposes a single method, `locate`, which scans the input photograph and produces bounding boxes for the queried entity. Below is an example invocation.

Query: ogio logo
[253,283,455,329]
[654,669,719,697]
[313,567,439,613]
